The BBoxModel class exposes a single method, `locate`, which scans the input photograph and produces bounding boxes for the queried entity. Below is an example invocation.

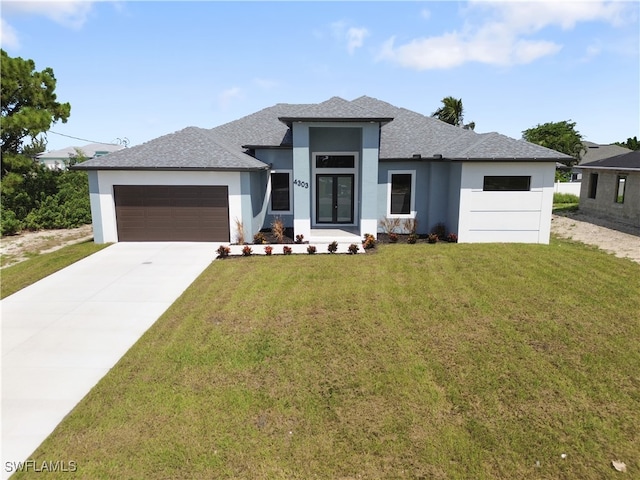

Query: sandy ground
[551,212,640,264]
[0,214,638,267]
[0,224,94,268]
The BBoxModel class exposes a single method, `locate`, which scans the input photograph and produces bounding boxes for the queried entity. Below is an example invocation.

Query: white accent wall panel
[457,162,554,244]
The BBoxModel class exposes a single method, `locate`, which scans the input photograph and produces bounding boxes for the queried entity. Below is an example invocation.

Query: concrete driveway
[1,242,219,478]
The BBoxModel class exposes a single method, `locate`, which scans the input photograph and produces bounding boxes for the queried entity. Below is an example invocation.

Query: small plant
[295,234,305,244]
[242,245,253,256]
[403,217,418,235]
[447,232,458,243]
[348,243,360,254]
[328,241,338,254]
[216,245,231,258]
[379,216,401,235]
[362,233,376,250]
[253,232,266,244]
[307,245,317,254]
[234,217,245,244]
[407,234,417,244]
[283,246,292,255]
[388,233,398,243]
[427,233,439,244]
[264,245,273,255]
[432,222,446,240]
[271,217,285,244]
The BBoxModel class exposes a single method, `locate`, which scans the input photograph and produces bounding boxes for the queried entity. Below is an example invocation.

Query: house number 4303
[294,179,309,189]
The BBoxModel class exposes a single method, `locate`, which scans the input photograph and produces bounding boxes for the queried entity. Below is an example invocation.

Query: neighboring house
[74,96,570,244]
[37,143,124,170]
[577,150,640,227]
[561,141,633,182]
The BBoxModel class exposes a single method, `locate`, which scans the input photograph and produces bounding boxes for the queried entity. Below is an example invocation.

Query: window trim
[387,170,416,218]
[615,174,627,204]
[268,169,293,215]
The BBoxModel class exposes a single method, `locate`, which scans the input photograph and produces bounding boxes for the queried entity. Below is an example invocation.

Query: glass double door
[316,174,354,224]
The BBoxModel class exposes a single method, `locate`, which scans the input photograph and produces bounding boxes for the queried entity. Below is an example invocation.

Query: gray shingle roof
[578,141,632,164]
[76,96,570,171]
[577,150,640,171]
[76,127,268,171]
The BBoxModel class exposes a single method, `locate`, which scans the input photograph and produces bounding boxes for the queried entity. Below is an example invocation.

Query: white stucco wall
[88,170,244,243]
[457,162,555,244]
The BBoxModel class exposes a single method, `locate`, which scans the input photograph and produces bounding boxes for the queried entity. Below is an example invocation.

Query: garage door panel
[114,185,229,242]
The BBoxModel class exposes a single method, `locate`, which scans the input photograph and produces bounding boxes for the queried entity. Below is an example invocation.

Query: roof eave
[71,165,270,172]
[278,116,393,126]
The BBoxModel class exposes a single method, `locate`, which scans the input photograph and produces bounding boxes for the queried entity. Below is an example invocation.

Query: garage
[114,185,230,241]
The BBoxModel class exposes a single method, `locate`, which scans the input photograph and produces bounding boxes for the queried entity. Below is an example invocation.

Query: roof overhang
[71,165,270,172]
[278,116,393,126]
[575,165,640,172]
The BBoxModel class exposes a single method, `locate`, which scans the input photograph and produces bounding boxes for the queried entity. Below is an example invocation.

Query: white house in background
[74,96,570,245]
[37,143,124,170]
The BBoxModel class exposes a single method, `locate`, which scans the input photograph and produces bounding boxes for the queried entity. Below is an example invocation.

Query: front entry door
[316,174,354,224]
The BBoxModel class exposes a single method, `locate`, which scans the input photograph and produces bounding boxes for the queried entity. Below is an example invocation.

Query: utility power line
[48,130,128,146]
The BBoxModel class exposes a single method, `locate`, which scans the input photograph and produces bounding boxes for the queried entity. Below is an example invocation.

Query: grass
[0,240,109,299]
[552,192,580,214]
[17,239,640,479]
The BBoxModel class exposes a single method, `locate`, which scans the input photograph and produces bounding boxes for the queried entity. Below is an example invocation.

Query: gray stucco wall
[579,169,640,227]
[378,160,458,235]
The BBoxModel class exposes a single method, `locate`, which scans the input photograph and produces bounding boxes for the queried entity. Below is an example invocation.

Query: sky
[2,0,639,152]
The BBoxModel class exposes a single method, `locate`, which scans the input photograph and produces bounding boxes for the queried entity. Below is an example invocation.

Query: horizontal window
[483,176,531,191]
[315,155,355,169]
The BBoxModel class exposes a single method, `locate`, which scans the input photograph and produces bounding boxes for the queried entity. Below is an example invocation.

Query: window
[315,154,355,169]
[269,171,292,213]
[588,173,598,199]
[388,171,415,216]
[615,175,626,204]
[483,176,531,191]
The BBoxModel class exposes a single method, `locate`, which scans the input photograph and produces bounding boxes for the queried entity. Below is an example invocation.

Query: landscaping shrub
[307,245,317,254]
[282,246,292,255]
[0,205,22,235]
[427,233,439,244]
[295,234,305,244]
[554,192,579,204]
[447,232,458,243]
[407,233,417,244]
[388,233,398,243]
[327,241,338,254]
[362,233,376,249]
[379,216,400,235]
[253,232,266,244]
[242,245,252,256]
[216,245,230,258]
[264,246,273,256]
[348,243,359,254]
[432,222,446,240]
[272,217,285,243]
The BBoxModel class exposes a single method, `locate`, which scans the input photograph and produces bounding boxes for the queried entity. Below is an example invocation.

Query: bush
[362,233,376,250]
[283,246,292,255]
[348,243,359,254]
[271,217,285,243]
[407,234,417,244]
[427,233,439,244]
[446,233,458,243]
[327,241,338,254]
[264,246,273,256]
[389,233,398,243]
[216,245,231,258]
[253,232,266,244]
[553,192,579,204]
[295,234,305,244]
[432,223,446,240]
[307,245,317,254]
[1,206,22,235]
[242,245,253,256]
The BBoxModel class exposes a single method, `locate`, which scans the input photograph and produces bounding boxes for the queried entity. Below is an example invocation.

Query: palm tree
[432,96,475,130]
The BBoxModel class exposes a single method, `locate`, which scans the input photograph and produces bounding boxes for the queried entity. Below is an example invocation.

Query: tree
[614,136,639,151]
[522,120,585,166]
[431,96,475,130]
[1,49,71,160]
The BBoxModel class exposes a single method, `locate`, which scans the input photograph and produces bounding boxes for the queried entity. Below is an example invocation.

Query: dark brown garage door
[114,185,230,241]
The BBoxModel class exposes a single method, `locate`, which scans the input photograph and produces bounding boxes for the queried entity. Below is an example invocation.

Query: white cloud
[378,0,631,70]
[420,8,431,20]
[330,20,369,54]
[218,87,244,109]
[346,27,369,54]
[2,1,94,29]
[1,18,20,49]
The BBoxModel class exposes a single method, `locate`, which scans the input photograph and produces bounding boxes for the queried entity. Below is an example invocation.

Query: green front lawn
[0,240,109,299]
[18,239,640,479]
